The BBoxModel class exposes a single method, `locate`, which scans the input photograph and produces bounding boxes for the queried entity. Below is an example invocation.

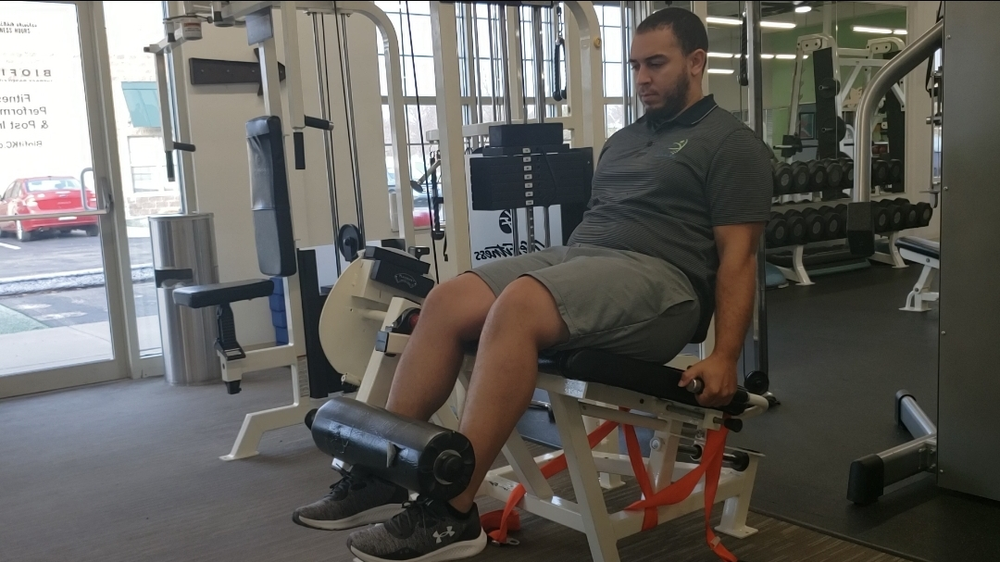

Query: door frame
[0,1,156,398]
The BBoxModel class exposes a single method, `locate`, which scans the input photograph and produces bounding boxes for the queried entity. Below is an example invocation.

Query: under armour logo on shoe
[433,527,455,543]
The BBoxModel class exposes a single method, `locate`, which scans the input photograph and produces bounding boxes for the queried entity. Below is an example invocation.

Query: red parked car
[0,176,98,241]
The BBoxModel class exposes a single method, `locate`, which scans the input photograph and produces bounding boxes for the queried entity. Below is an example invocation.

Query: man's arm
[710,223,763,363]
[678,223,762,407]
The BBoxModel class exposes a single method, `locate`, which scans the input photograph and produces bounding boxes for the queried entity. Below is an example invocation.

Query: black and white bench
[896,236,939,312]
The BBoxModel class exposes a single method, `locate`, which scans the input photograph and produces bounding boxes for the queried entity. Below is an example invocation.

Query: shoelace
[327,469,364,497]
[387,498,442,534]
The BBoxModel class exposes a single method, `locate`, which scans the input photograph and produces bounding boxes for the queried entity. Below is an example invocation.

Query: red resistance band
[480,418,739,562]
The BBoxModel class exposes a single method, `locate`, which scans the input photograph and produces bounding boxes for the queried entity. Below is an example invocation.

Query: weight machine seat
[537,348,750,417]
[895,236,939,261]
[174,279,275,309]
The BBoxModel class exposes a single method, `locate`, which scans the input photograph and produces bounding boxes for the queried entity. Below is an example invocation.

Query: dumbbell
[872,159,890,187]
[766,213,789,247]
[914,202,933,227]
[893,198,917,229]
[807,160,828,192]
[822,158,845,190]
[783,210,807,245]
[789,161,811,193]
[787,209,826,243]
[818,206,844,239]
[772,162,794,196]
[839,158,854,186]
[888,159,904,185]
[800,208,829,242]
[873,200,903,233]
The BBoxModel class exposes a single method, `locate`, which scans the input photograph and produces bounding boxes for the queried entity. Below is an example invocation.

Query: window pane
[414,56,436,96]
[382,104,392,145]
[604,63,623,97]
[476,60,496,96]
[605,105,625,136]
[603,27,623,63]
[601,5,622,27]
[400,15,432,57]
[406,105,437,143]
[378,54,388,96]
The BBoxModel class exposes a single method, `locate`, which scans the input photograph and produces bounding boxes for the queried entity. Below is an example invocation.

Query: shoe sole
[349,528,488,562]
[292,503,405,531]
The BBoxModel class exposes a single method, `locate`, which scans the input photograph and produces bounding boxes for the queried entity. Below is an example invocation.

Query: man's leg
[345,276,569,562]
[385,274,496,421]
[449,276,569,513]
[293,274,495,532]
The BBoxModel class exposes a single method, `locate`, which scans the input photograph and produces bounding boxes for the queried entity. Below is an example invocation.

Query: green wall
[766,10,907,146]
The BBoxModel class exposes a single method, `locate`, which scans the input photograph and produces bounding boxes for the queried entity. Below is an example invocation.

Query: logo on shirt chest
[669,139,688,155]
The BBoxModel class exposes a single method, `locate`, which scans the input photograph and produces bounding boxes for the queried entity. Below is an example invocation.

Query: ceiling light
[705,16,796,29]
[893,29,908,35]
[854,26,893,34]
[707,68,734,74]
[706,16,741,26]
[795,5,812,13]
[760,54,775,60]
[708,52,734,58]
[775,54,797,60]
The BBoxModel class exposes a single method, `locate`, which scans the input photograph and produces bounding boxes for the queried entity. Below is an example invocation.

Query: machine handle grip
[304,116,334,130]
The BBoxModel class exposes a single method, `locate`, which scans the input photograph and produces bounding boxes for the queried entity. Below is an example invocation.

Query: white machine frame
[150,0,416,460]
[317,257,765,562]
[899,245,939,312]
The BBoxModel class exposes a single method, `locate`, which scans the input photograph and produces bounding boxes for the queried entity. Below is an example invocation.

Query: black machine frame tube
[743,1,768,376]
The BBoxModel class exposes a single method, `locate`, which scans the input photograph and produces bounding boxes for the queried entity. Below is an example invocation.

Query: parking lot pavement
[0,283,159,328]
[0,230,153,279]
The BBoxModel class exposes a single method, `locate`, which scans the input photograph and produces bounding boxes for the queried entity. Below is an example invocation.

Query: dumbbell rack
[767,156,930,285]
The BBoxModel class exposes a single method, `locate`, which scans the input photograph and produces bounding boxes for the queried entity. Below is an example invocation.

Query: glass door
[0,1,134,397]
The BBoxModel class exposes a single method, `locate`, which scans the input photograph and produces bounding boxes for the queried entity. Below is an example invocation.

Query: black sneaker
[292,468,409,531]
[347,497,487,562]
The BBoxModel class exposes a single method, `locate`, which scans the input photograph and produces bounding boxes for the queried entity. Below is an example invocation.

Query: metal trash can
[149,213,221,386]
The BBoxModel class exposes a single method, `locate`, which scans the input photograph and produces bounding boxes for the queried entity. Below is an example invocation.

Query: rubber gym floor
[1,262,994,562]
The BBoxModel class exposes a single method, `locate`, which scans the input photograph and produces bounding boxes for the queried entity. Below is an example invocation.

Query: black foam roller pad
[310,397,476,502]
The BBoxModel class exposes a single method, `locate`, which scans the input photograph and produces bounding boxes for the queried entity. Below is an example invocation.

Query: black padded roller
[310,397,475,501]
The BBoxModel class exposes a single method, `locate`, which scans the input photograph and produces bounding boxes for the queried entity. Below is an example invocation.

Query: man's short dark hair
[636,8,709,56]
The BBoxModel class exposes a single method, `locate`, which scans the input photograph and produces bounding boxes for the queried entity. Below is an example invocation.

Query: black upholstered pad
[247,116,296,278]
[173,279,274,309]
[896,236,939,260]
[538,348,750,416]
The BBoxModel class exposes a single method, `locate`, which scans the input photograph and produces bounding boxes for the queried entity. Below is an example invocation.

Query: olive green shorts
[468,245,700,364]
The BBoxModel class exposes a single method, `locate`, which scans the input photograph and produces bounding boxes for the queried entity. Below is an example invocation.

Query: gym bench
[317,247,769,562]
[896,236,939,312]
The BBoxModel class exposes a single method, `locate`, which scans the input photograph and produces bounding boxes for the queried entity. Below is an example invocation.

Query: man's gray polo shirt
[568,94,774,341]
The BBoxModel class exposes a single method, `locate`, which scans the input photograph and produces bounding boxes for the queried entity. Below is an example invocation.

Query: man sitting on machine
[293,8,773,562]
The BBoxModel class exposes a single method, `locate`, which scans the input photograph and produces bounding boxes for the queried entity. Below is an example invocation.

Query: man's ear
[688,49,707,77]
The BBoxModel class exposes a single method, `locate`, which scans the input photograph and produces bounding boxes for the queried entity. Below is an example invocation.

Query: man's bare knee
[420,274,496,341]
[487,277,569,348]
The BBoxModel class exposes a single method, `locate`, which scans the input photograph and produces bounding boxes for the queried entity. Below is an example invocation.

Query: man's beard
[643,72,691,123]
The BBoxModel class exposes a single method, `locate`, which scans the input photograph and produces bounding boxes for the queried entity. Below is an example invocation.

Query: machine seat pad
[538,348,748,416]
[174,279,275,309]
[895,236,939,261]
